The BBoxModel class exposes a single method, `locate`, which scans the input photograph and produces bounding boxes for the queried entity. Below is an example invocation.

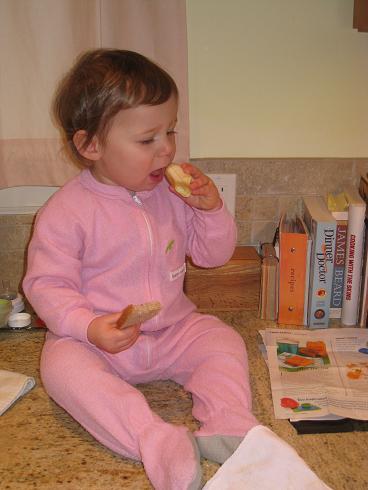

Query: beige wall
[187,0,368,158]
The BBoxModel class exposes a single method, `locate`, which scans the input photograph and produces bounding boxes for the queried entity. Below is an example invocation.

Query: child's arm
[23,217,94,342]
[23,200,109,344]
[169,163,237,268]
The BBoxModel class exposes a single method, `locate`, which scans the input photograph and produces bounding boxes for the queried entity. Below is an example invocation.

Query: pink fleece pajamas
[23,169,258,489]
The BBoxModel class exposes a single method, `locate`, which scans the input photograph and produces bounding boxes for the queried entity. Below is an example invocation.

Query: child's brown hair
[52,49,178,166]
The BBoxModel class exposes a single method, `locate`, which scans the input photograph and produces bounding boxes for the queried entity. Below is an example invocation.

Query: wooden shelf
[184,246,261,311]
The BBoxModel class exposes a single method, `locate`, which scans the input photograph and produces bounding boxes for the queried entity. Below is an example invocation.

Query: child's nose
[159,135,175,156]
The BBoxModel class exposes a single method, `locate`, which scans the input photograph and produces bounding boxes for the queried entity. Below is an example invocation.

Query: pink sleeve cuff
[58,308,99,344]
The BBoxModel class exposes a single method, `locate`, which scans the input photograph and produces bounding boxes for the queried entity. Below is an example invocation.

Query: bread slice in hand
[165,164,192,197]
[117,301,162,329]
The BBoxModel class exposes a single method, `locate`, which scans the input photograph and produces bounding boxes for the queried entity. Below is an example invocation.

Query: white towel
[203,425,331,490]
[0,369,35,416]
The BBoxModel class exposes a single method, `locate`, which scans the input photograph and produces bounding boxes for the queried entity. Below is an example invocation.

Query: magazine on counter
[259,328,368,421]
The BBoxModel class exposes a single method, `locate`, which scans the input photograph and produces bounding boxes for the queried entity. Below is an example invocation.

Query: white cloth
[0,369,35,415]
[203,425,331,490]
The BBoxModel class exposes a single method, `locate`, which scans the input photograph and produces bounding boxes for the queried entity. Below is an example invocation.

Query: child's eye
[139,130,176,145]
[140,138,155,145]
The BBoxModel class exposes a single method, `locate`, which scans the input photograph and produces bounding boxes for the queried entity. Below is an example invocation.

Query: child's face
[91,95,178,192]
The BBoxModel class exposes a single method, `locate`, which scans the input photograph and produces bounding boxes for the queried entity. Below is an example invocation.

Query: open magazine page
[262,328,368,421]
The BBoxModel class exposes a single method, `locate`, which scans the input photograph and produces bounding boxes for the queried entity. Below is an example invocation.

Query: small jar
[0,298,12,328]
[0,280,17,301]
[8,312,32,329]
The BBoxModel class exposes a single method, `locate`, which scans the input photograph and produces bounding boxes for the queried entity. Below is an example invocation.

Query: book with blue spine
[326,192,349,319]
[303,196,337,328]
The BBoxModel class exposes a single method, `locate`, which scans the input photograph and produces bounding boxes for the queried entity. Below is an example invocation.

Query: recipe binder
[278,214,310,326]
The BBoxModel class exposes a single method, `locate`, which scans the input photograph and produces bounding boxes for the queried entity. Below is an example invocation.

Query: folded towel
[0,369,35,415]
[203,425,331,489]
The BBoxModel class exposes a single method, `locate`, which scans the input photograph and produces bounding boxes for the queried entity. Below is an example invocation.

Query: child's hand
[173,163,222,211]
[87,313,140,354]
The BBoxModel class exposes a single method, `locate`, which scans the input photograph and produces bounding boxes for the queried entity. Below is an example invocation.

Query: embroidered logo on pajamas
[170,263,186,281]
[165,239,175,253]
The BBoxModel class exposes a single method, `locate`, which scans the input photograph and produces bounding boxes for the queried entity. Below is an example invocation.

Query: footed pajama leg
[163,314,259,464]
[40,333,201,490]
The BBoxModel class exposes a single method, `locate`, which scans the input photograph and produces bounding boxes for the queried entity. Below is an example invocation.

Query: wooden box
[184,246,261,311]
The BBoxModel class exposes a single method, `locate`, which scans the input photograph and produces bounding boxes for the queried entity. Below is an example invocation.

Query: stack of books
[259,179,368,328]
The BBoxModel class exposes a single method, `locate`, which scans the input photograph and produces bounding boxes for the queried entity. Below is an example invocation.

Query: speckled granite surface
[0,311,367,489]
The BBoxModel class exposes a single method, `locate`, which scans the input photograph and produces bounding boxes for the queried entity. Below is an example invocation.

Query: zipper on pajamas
[131,193,143,206]
[131,193,159,330]
[131,193,153,257]
[145,335,152,369]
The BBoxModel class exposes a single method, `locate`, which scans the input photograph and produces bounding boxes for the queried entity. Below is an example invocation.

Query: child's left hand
[175,163,222,211]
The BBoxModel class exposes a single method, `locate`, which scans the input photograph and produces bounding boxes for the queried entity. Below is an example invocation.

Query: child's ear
[73,130,101,161]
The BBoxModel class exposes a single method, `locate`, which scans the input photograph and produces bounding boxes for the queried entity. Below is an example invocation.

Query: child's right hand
[87,312,140,354]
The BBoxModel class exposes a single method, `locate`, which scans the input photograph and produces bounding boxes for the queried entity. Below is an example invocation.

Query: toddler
[23,49,258,490]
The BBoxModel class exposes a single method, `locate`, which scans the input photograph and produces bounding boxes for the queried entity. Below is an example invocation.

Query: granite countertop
[0,311,367,489]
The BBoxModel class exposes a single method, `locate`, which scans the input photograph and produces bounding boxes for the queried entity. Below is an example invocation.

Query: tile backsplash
[0,213,34,293]
[193,158,368,246]
[1,158,368,292]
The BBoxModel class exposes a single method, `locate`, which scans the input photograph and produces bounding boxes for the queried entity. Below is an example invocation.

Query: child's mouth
[149,168,164,182]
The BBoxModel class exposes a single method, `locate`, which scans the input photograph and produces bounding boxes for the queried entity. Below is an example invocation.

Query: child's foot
[196,434,243,463]
[139,422,202,490]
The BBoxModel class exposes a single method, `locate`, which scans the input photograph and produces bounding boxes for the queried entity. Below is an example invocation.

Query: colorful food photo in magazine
[276,338,330,372]
[346,362,368,380]
[280,397,321,414]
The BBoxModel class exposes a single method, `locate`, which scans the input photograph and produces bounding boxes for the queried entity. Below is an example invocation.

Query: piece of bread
[117,301,162,329]
[165,164,192,197]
